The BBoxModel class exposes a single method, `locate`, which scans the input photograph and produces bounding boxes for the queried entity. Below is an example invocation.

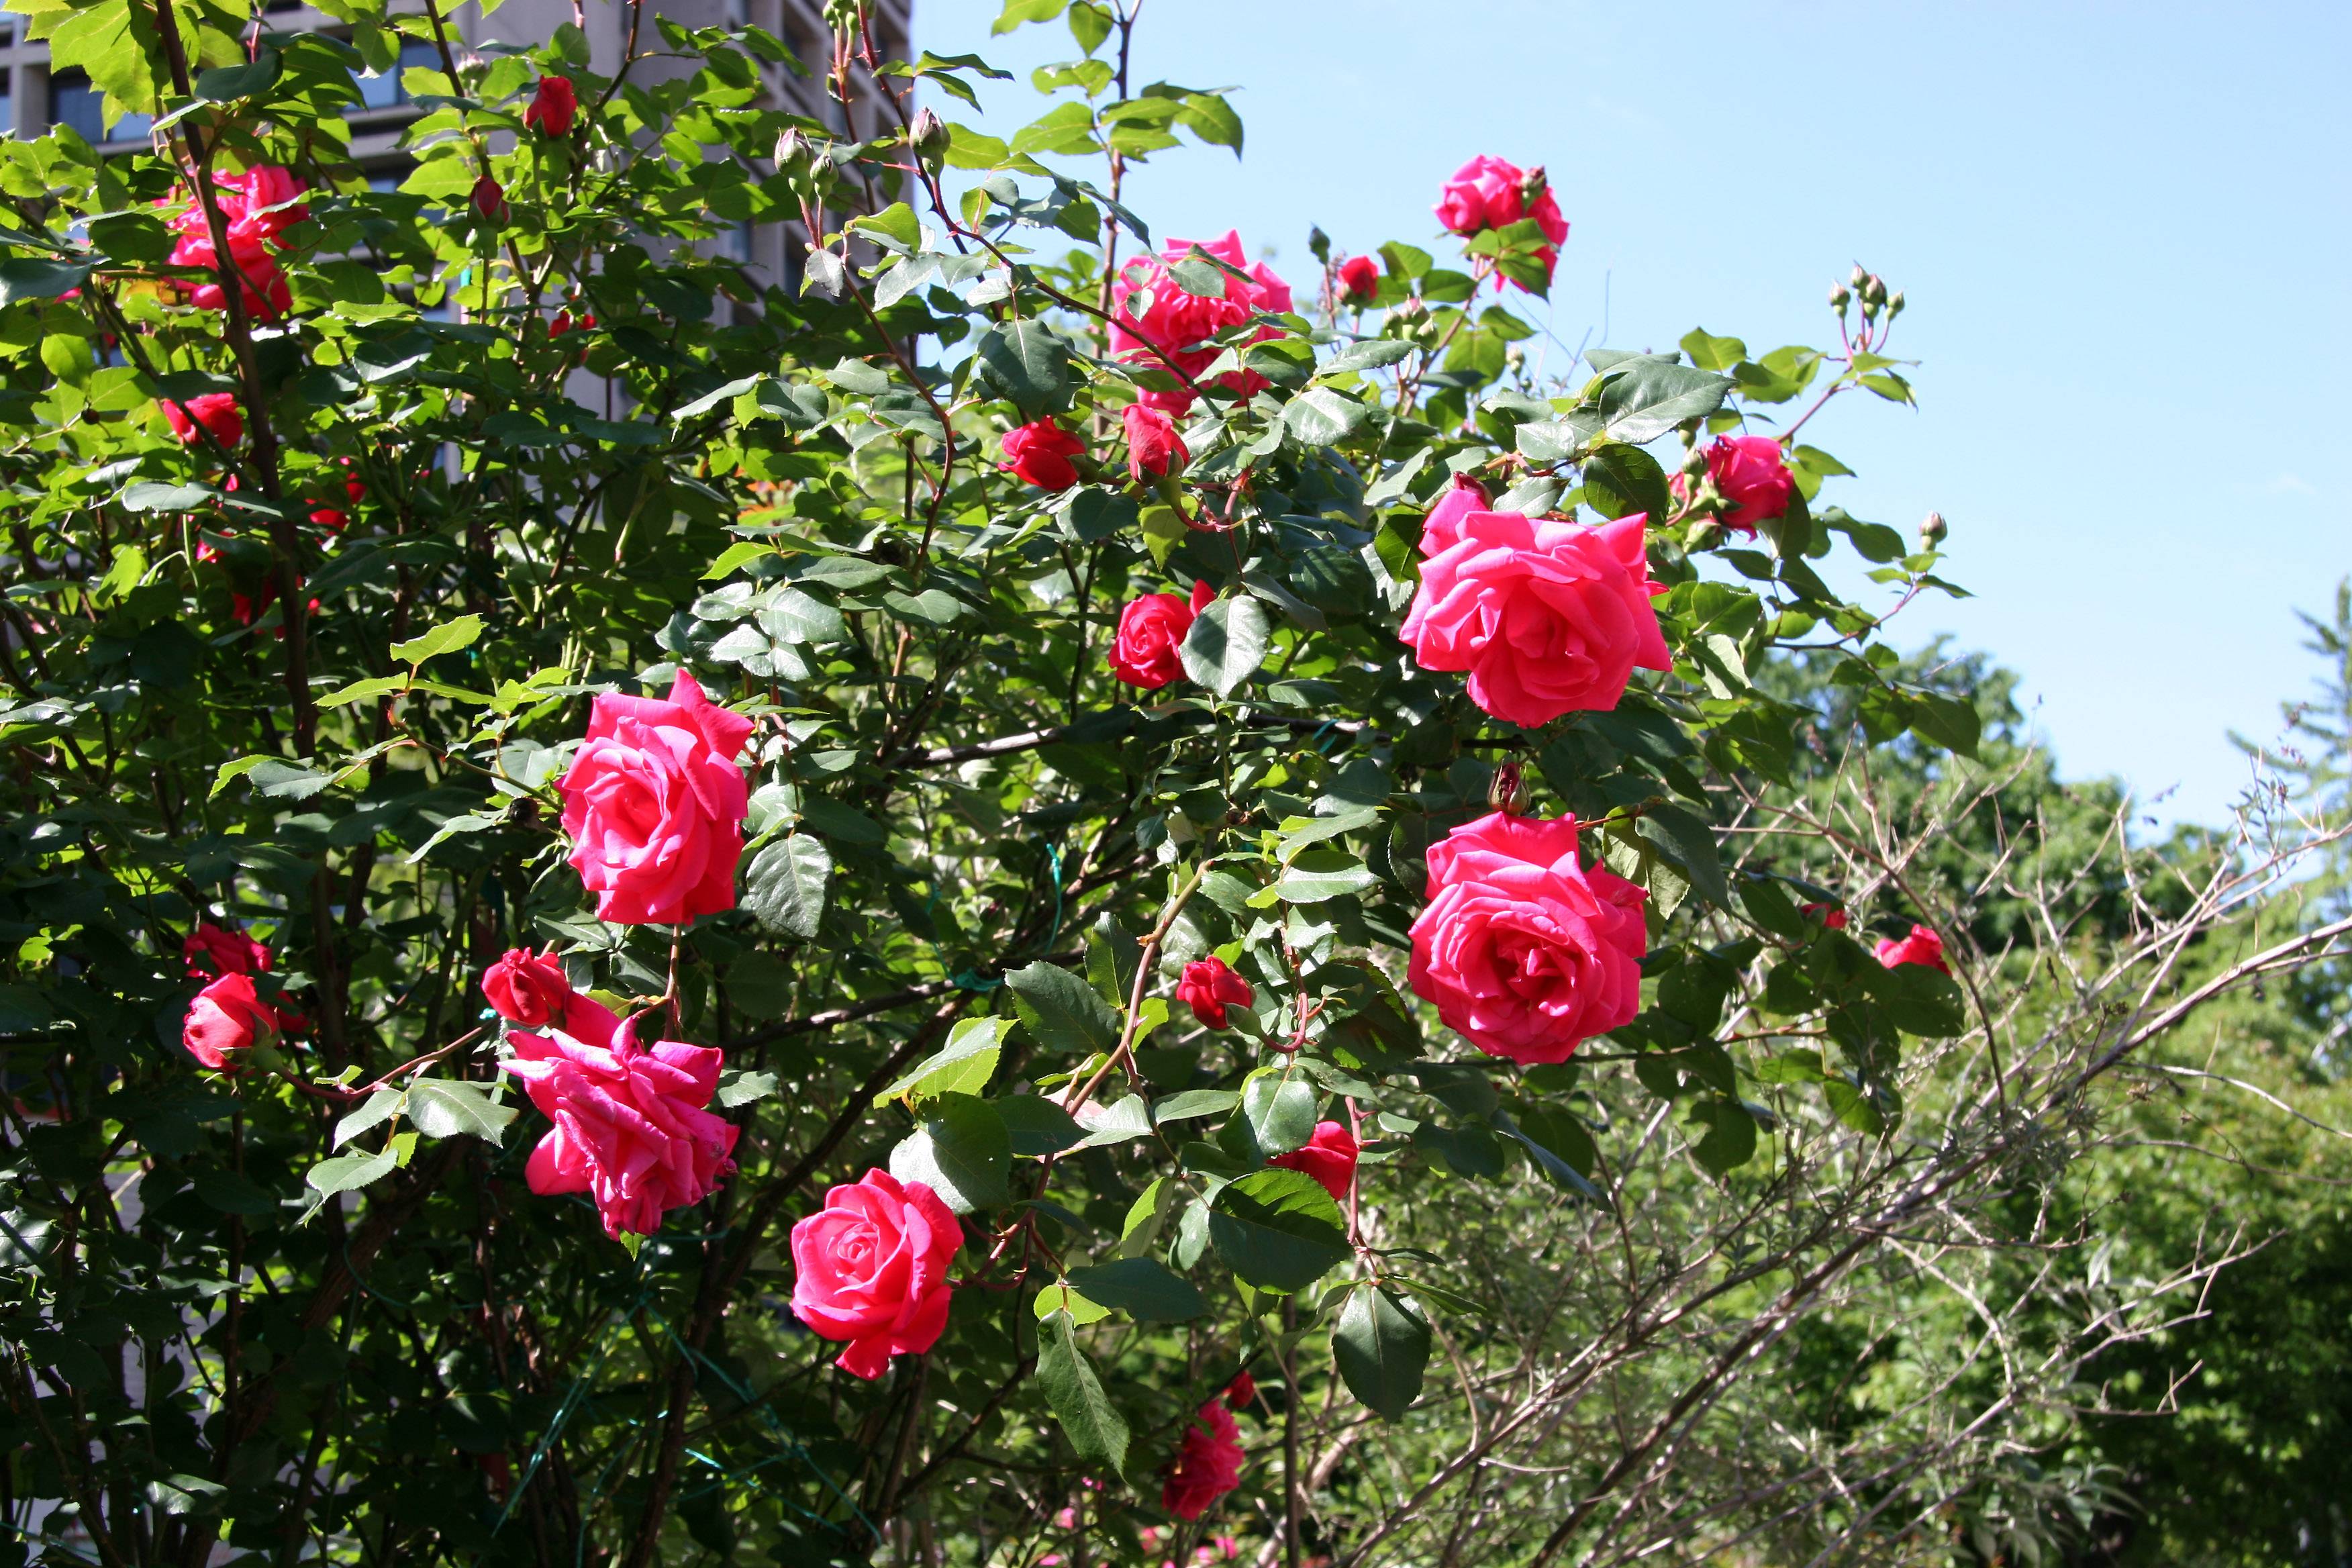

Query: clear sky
[924,0,2350,826]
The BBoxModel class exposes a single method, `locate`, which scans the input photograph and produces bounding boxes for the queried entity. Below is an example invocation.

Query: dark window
[49,67,151,144]
[352,40,443,113]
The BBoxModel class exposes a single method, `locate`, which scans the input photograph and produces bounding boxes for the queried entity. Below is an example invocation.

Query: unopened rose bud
[1829,283,1851,312]
[775,128,804,170]
[1680,443,1710,477]
[1505,344,1526,375]
[1522,164,1549,201]
[1919,510,1947,545]
[1849,263,1868,289]
[1487,761,1532,814]
[1307,225,1331,264]
[1865,274,1888,305]
[471,172,508,226]
[1888,289,1906,316]
[909,108,950,174]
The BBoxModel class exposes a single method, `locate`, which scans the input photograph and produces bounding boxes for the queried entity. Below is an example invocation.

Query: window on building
[48,68,151,144]
[0,68,13,134]
[352,39,443,113]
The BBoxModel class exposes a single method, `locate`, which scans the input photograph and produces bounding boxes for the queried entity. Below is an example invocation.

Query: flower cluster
[168,164,307,321]
[1109,230,1291,413]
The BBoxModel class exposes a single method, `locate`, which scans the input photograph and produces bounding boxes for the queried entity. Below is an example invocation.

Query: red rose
[1269,1119,1359,1202]
[309,506,347,532]
[523,74,577,137]
[1108,581,1214,691]
[182,973,280,1069]
[1223,1370,1257,1411]
[1401,507,1671,728]
[999,419,1085,491]
[1175,955,1253,1030]
[1408,810,1647,1065]
[1800,901,1849,930]
[1161,1400,1244,1520]
[482,945,620,1041]
[1336,254,1379,305]
[337,458,366,503]
[1109,229,1291,413]
[164,166,305,320]
[790,1168,963,1379]
[504,1013,738,1240]
[183,922,270,979]
[471,173,509,226]
[163,393,243,448]
[558,671,752,925]
[1876,924,1950,975]
[1122,403,1190,483]
[1432,154,1569,288]
[1677,435,1794,534]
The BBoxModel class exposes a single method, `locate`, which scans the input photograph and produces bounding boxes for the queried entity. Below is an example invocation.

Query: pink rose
[208,165,308,241]
[1876,924,1950,975]
[1175,955,1252,1029]
[165,166,305,319]
[1109,230,1291,413]
[789,1168,963,1379]
[1432,154,1569,287]
[1407,810,1647,1065]
[1108,581,1214,691]
[482,945,620,1041]
[1400,508,1671,728]
[1418,473,1493,559]
[1673,435,1794,533]
[1161,1400,1244,1520]
[1269,1119,1359,1201]
[1122,403,1191,483]
[1001,420,1085,490]
[183,973,280,1069]
[163,393,243,447]
[559,670,752,925]
[503,1012,739,1239]
[184,922,270,980]
[1336,254,1379,305]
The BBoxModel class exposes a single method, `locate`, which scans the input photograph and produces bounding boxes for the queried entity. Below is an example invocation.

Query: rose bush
[13,1,2246,1564]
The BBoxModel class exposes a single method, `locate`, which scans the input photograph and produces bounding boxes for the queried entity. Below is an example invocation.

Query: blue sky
[926,1,2350,825]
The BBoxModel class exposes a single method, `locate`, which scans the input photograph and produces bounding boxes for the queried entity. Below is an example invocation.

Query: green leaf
[1076,1093,1155,1148]
[972,319,1075,418]
[1281,387,1370,446]
[716,1069,780,1108]
[1271,848,1379,904]
[742,834,831,940]
[332,1088,405,1149]
[1598,360,1731,444]
[1208,1169,1351,1293]
[1238,1069,1316,1157]
[1032,1279,1112,1325]
[1679,329,1747,373]
[404,1079,517,1144]
[1332,1286,1430,1419]
[998,1094,1086,1156]
[1066,1257,1205,1322]
[888,1094,1012,1213]
[193,1168,278,1216]
[1822,1076,1889,1137]
[320,675,409,708]
[390,614,485,665]
[760,585,849,644]
[1037,1309,1129,1474]
[1178,595,1271,696]
[1907,691,1981,759]
[845,201,920,252]
[1153,1088,1238,1124]
[1636,804,1729,910]
[0,256,95,307]
[875,1016,1010,1107]
[1684,1097,1759,1175]
[1581,441,1671,520]
[1006,961,1120,1058]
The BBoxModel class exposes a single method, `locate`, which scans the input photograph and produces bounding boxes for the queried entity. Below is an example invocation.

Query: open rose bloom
[1161,1400,1245,1520]
[503,1012,738,1240]
[791,1169,963,1379]
[1433,154,1569,287]
[166,164,307,320]
[1408,811,1647,1065]
[1401,507,1669,728]
[1110,581,1214,690]
[1109,230,1290,413]
[560,671,752,924]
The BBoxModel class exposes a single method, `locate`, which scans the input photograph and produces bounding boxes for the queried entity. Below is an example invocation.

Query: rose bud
[1336,254,1379,305]
[1175,956,1253,1030]
[471,172,509,226]
[522,73,577,137]
[1121,402,1189,483]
